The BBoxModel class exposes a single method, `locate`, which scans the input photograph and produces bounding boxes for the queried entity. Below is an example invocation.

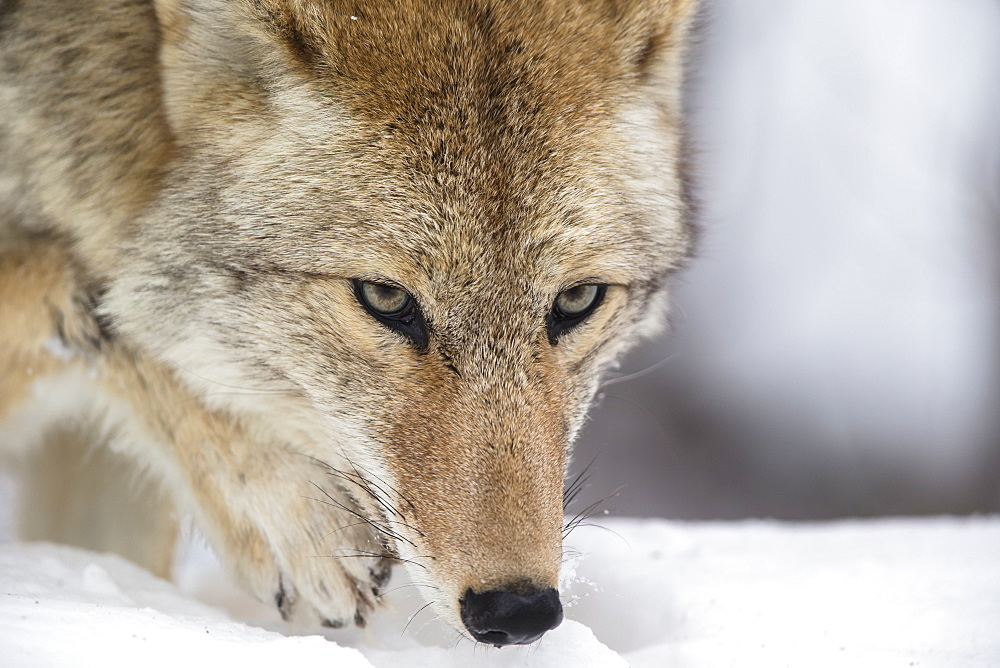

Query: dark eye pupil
[360,281,411,315]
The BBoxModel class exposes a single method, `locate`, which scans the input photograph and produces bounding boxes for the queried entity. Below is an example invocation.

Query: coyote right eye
[353,279,429,350]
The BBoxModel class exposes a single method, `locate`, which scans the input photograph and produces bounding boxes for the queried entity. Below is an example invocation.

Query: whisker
[374,582,442,601]
[412,609,447,639]
[325,466,409,526]
[171,363,289,395]
[567,522,629,545]
[562,485,624,538]
[299,456,426,550]
[304,455,421,533]
[448,628,469,650]
[308,497,414,552]
[344,458,418,515]
[561,547,583,562]
[304,484,418,550]
[401,601,435,636]
[315,550,431,572]
[599,352,679,389]
[564,452,601,511]
[600,393,673,446]
[318,520,399,543]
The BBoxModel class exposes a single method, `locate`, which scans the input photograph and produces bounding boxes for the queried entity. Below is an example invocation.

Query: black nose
[460,586,563,646]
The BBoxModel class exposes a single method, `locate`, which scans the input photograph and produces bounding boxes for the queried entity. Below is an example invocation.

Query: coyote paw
[116,350,396,628]
[192,454,395,629]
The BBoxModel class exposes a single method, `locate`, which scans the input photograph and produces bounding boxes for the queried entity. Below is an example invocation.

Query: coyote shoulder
[0,0,698,645]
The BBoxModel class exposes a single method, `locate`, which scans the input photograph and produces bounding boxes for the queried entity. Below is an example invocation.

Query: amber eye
[358,281,412,315]
[353,279,428,349]
[555,284,601,316]
[546,283,607,345]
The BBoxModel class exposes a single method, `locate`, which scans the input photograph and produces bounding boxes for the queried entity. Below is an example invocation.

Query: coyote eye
[546,283,607,344]
[353,279,428,349]
[358,281,411,315]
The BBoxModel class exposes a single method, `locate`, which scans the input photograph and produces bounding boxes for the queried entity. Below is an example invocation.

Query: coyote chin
[0,0,698,646]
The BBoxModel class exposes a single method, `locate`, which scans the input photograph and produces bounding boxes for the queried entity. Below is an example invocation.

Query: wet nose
[459,586,563,646]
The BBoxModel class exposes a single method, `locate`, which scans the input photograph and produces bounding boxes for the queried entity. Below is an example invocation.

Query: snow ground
[2,516,998,667]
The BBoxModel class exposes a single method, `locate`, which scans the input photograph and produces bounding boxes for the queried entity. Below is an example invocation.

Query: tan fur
[0,0,699,640]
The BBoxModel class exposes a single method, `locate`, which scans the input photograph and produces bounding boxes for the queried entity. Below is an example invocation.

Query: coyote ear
[153,0,190,47]
[618,0,701,93]
[152,0,305,136]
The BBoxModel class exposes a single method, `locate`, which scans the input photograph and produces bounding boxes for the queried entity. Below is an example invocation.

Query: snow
[2,517,998,667]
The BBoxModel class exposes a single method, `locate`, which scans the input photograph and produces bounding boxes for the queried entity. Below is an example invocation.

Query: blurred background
[574,0,1000,520]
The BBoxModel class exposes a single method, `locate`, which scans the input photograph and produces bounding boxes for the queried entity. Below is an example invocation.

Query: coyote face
[1,0,697,646]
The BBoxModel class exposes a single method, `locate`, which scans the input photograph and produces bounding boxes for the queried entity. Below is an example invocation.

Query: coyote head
[108,0,697,645]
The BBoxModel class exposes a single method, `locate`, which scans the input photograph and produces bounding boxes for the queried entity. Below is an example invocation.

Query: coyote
[0,0,698,646]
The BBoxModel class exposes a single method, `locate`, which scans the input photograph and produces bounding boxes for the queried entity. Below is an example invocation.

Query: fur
[0,0,698,641]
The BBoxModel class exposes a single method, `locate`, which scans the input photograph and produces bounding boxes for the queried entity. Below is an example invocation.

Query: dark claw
[275,574,296,621]
[369,560,393,594]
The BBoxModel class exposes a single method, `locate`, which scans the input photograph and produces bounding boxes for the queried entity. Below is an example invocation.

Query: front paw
[104,347,396,629]
[195,460,394,629]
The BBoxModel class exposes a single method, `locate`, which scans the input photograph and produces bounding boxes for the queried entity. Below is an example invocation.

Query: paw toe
[275,573,299,621]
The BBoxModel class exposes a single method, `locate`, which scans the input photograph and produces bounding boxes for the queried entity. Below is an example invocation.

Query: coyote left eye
[353,279,429,350]
[358,281,411,315]
[546,284,607,344]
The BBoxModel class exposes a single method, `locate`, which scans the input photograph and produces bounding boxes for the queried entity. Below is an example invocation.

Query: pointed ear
[153,0,190,46]
[151,0,303,137]
[610,0,701,267]
[617,0,701,102]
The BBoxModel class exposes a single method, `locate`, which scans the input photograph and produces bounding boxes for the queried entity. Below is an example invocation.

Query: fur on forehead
[161,0,698,152]
[239,0,698,84]
[160,0,697,283]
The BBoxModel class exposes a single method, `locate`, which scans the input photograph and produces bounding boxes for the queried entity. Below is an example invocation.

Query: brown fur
[0,0,699,640]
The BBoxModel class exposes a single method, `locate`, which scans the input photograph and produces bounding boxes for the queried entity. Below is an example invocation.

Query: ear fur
[610,0,701,285]
[152,0,299,136]
[613,0,701,101]
[151,0,701,140]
